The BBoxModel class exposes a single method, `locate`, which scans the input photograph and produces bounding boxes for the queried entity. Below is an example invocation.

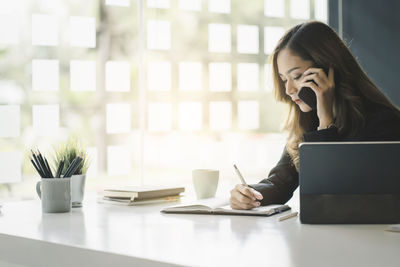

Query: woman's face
[277,48,314,112]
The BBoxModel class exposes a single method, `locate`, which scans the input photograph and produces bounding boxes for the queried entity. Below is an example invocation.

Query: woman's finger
[235,184,256,200]
[300,73,327,88]
[303,68,328,78]
[231,189,255,205]
[300,81,319,93]
[230,196,257,210]
[328,67,335,83]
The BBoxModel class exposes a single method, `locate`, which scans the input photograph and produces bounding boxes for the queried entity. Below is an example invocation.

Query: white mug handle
[36,181,41,199]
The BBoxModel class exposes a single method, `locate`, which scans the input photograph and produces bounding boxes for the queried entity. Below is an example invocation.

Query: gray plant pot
[71,174,86,207]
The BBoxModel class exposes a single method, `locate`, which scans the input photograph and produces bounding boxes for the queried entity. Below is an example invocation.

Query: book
[161,197,291,216]
[98,195,181,206]
[103,186,185,200]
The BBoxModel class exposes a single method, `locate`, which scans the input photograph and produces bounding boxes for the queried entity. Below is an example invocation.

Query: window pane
[315,0,328,22]
[178,102,202,131]
[148,103,171,131]
[0,14,19,44]
[0,151,21,183]
[32,59,59,91]
[208,0,230,13]
[70,60,96,91]
[238,101,259,130]
[105,0,131,6]
[179,0,201,11]
[264,63,274,92]
[264,0,285,17]
[69,16,96,48]
[107,146,131,176]
[179,62,202,91]
[237,25,259,54]
[32,14,58,46]
[209,62,231,91]
[208,23,231,53]
[106,103,131,134]
[264,26,284,54]
[106,61,131,92]
[237,63,259,91]
[0,105,20,137]
[147,20,171,50]
[147,0,170,9]
[290,0,310,19]
[209,102,231,131]
[32,104,60,136]
[147,61,171,91]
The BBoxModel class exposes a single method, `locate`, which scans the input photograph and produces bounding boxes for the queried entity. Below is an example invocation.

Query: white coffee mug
[192,169,219,199]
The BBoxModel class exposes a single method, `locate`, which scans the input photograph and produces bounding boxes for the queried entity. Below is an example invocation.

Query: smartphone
[298,68,329,110]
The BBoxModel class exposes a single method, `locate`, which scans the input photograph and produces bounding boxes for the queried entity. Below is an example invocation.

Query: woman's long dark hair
[271,21,400,169]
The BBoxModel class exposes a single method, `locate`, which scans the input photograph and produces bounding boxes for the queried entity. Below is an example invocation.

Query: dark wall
[329,0,400,106]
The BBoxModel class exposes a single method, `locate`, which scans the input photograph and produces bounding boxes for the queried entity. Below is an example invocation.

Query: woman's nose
[285,80,297,96]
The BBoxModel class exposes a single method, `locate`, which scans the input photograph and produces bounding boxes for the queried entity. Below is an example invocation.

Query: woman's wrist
[318,118,336,130]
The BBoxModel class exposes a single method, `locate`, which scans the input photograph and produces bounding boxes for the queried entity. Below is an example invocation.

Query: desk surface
[0,198,399,267]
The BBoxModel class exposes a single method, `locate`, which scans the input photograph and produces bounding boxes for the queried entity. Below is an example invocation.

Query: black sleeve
[250,128,340,206]
[303,127,340,142]
[249,148,299,205]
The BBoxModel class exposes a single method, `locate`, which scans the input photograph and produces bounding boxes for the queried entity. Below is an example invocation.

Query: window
[0,0,327,198]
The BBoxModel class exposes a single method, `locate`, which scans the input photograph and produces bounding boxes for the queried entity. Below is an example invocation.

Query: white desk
[0,199,399,267]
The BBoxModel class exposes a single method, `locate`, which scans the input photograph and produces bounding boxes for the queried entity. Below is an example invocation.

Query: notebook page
[215,204,286,215]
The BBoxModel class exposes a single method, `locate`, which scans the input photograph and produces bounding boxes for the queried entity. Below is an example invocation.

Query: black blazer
[250,105,400,205]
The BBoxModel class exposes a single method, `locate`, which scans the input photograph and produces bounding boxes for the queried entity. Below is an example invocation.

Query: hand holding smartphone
[298,67,329,110]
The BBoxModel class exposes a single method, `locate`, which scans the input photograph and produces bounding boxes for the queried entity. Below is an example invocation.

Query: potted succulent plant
[53,139,90,207]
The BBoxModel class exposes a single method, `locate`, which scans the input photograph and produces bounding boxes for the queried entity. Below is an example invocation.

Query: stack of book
[99,186,185,206]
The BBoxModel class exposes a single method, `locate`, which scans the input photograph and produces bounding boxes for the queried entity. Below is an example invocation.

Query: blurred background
[0,0,328,199]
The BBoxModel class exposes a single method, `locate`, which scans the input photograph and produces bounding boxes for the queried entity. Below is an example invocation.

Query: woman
[230,21,400,210]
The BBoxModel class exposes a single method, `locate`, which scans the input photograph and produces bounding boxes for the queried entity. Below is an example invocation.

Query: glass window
[209,102,231,131]
[237,63,259,91]
[178,102,202,131]
[237,25,259,54]
[147,0,170,9]
[208,23,231,53]
[179,0,201,11]
[69,16,96,48]
[148,103,172,131]
[107,146,131,176]
[0,152,22,183]
[238,101,259,130]
[209,62,231,91]
[208,0,230,14]
[106,103,131,134]
[32,60,59,91]
[106,61,131,92]
[0,105,20,137]
[264,26,285,55]
[179,62,202,91]
[290,0,310,19]
[32,104,60,136]
[32,14,58,46]
[147,61,171,91]
[0,14,19,44]
[264,0,285,18]
[0,0,327,197]
[70,60,96,91]
[147,20,171,50]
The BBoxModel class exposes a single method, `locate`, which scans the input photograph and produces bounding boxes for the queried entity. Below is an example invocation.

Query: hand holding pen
[230,164,263,210]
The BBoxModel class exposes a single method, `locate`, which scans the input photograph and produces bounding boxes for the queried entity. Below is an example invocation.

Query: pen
[233,164,248,186]
[278,211,298,222]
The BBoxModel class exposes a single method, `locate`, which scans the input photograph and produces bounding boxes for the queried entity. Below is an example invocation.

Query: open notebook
[161,198,291,216]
